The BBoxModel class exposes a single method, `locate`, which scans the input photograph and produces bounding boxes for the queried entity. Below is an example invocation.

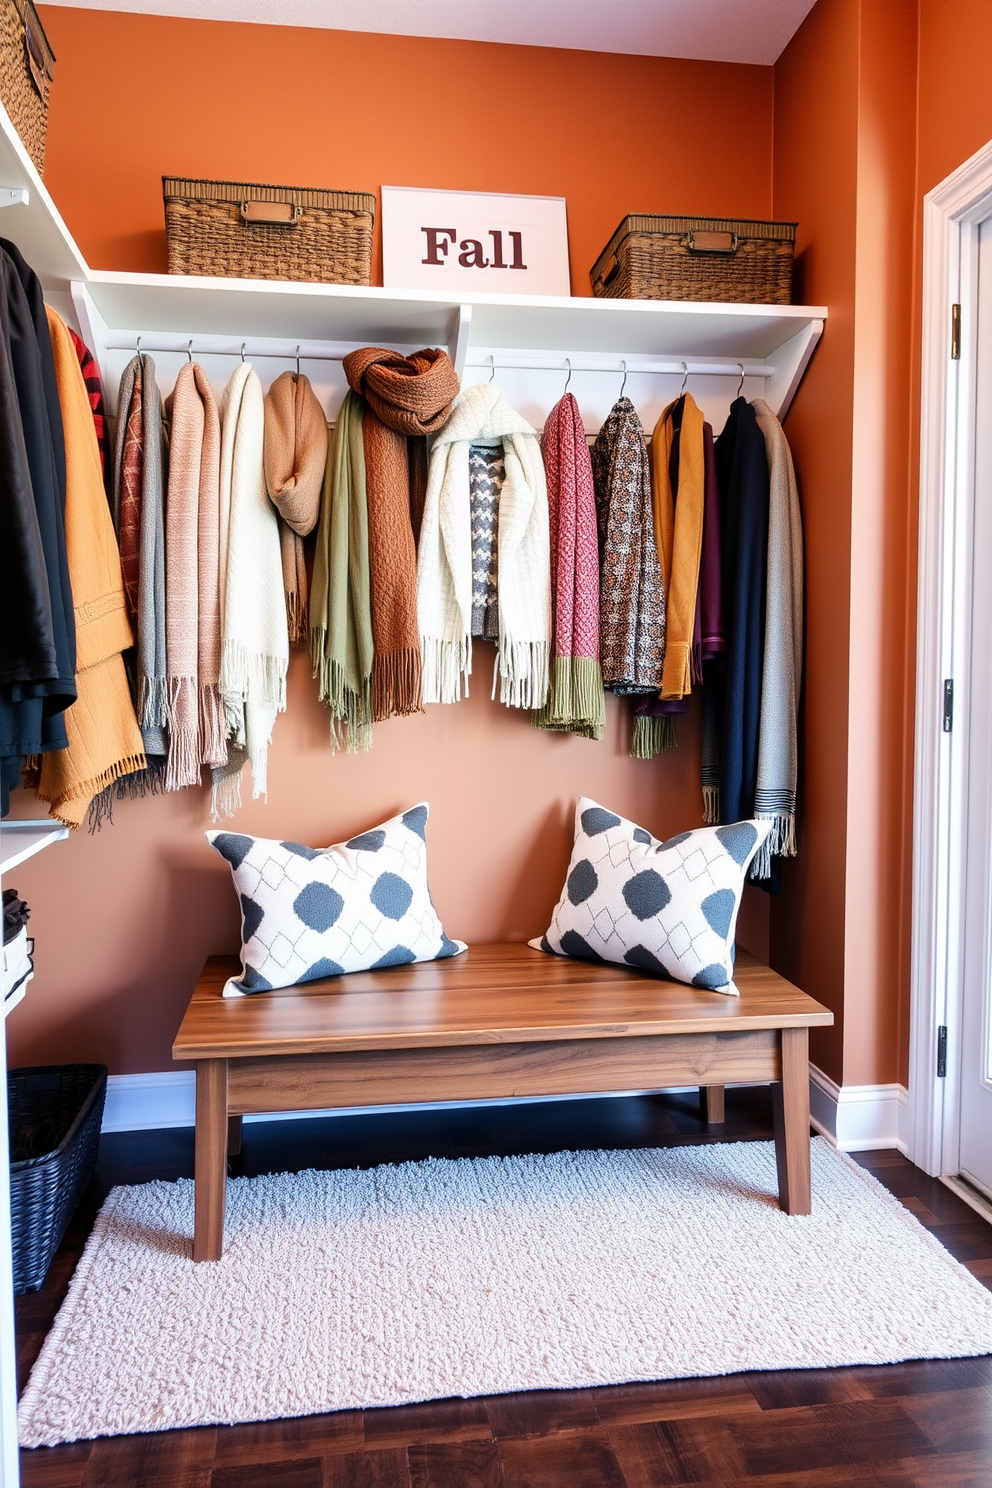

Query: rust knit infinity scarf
[343,346,459,721]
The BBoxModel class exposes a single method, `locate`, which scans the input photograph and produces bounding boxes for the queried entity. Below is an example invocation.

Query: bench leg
[771,1027,811,1215]
[227,1114,243,1157]
[700,1085,726,1124]
[194,1059,228,1262]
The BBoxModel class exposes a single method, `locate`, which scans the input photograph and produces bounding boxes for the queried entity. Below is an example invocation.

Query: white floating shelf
[0,820,69,876]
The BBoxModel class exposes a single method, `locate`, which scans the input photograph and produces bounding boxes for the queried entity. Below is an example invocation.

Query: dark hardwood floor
[15,1088,992,1487]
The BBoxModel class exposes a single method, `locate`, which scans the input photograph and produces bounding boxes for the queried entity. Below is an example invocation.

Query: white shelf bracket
[767,318,824,421]
[449,304,472,383]
[0,187,28,209]
[70,280,111,393]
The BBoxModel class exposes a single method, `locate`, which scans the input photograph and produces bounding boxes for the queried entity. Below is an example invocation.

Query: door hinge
[951,302,961,360]
[937,1025,948,1078]
[943,679,954,732]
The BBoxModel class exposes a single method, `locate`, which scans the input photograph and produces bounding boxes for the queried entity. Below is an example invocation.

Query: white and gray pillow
[207,803,465,997]
[532,797,771,995]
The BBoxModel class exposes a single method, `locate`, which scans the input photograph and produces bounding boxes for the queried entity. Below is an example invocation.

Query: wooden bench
[174,943,833,1261]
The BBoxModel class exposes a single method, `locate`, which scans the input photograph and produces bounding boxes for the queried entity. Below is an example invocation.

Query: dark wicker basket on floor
[163,176,376,285]
[9,1064,106,1293]
[0,0,55,174]
[591,214,797,305]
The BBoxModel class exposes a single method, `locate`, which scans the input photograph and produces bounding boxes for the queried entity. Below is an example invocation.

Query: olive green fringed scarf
[309,391,373,752]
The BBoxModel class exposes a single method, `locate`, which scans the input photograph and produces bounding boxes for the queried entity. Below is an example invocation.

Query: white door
[958,216,992,1199]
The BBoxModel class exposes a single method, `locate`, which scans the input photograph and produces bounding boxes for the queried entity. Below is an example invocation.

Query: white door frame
[910,136,992,1175]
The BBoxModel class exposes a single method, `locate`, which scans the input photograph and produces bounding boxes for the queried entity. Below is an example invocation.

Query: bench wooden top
[173,943,832,1061]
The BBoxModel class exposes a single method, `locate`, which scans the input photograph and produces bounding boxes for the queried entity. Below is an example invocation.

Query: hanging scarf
[591,397,665,695]
[262,370,327,648]
[212,363,289,817]
[418,381,550,709]
[750,398,803,877]
[112,353,169,763]
[165,361,226,790]
[67,327,111,497]
[469,444,503,640]
[654,393,705,700]
[309,390,373,751]
[29,310,145,828]
[533,392,605,739]
[714,396,769,827]
[343,347,460,721]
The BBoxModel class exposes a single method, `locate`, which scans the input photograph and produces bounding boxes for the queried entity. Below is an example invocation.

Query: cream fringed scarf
[750,398,803,877]
[211,363,289,819]
[418,382,550,708]
[263,371,327,647]
[309,391,374,751]
[165,362,226,790]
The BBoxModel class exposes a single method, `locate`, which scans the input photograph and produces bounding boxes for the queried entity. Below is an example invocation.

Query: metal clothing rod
[103,334,348,363]
[465,356,773,378]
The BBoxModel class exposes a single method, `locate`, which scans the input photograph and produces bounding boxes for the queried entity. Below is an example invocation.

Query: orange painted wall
[36,7,774,289]
[769,0,860,1081]
[6,11,775,1077]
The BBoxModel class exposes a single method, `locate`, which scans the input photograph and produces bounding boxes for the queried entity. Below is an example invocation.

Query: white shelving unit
[0,91,828,1488]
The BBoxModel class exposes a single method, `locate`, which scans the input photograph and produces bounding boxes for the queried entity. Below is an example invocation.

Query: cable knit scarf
[309,390,373,752]
[591,397,666,695]
[29,310,145,828]
[418,381,550,709]
[263,370,327,648]
[212,363,290,817]
[750,398,803,877]
[533,392,605,739]
[343,347,460,722]
[165,361,226,790]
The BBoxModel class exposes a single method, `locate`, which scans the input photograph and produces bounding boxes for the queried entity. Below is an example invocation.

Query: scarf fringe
[220,639,288,712]
[38,751,148,831]
[199,683,228,768]
[494,640,549,710]
[630,713,678,759]
[87,757,166,832]
[532,656,606,739]
[139,675,167,730]
[165,676,200,791]
[210,764,244,823]
[421,636,471,705]
[751,811,797,878]
[286,591,308,648]
[702,784,720,825]
[372,647,424,722]
[311,643,373,754]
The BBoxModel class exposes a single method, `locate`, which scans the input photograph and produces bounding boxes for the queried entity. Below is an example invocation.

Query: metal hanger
[680,361,689,396]
[619,360,628,398]
[488,354,496,383]
[135,335,141,358]
[187,339,194,363]
[240,342,247,363]
[563,358,572,396]
[295,346,301,378]
[736,362,745,398]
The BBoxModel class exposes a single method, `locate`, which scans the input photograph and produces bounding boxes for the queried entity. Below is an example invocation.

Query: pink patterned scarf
[533,392,605,739]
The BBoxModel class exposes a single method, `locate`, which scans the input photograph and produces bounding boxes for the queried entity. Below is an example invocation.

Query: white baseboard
[808,1065,909,1153]
[102,1067,911,1153]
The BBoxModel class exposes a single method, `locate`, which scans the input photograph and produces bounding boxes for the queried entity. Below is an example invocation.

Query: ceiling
[50,0,819,64]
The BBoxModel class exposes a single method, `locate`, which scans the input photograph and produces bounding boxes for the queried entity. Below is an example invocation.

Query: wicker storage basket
[163,177,376,285]
[0,0,54,175]
[591,215,796,305]
[9,1064,106,1293]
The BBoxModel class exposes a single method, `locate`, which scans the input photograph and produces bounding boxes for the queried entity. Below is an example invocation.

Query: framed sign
[381,186,570,296]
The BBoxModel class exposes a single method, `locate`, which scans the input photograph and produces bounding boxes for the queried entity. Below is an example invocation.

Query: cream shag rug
[19,1138,992,1447]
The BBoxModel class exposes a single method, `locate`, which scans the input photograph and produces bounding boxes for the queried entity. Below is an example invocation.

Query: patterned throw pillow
[207,804,465,997]
[531,798,771,996]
